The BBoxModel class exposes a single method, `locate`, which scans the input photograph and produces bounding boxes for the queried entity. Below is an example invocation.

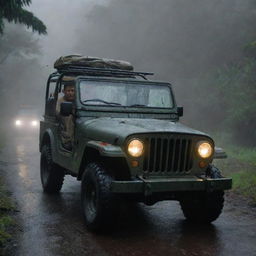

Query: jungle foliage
[0,0,46,35]
[190,49,256,147]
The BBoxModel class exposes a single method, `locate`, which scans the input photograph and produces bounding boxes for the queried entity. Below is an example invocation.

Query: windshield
[79,80,174,108]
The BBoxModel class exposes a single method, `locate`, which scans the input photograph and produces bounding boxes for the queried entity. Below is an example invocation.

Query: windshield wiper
[128,104,147,107]
[83,98,122,106]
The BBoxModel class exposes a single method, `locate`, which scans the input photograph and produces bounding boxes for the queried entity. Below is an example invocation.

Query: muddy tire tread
[81,162,117,231]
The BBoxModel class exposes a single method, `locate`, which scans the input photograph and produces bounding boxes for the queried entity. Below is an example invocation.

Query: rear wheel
[81,162,118,231]
[40,144,65,193]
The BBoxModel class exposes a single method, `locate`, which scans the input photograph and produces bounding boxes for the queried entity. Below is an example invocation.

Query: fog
[71,0,255,130]
[0,0,108,119]
[1,0,255,136]
[28,0,109,67]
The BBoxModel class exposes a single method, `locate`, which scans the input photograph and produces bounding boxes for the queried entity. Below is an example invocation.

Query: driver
[56,77,75,151]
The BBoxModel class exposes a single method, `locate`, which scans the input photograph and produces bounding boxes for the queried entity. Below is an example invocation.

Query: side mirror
[177,106,183,117]
[60,102,73,116]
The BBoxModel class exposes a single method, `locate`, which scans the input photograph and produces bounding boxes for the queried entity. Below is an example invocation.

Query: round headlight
[15,120,22,126]
[127,139,144,157]
[197,142,213,158]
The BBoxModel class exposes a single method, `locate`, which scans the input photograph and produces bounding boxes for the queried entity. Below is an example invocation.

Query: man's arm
[56,96,64,116]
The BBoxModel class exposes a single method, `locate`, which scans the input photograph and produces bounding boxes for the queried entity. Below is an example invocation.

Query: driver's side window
[45,81,58,117]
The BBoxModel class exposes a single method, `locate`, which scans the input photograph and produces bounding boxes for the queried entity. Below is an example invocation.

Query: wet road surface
[1,134,256,256]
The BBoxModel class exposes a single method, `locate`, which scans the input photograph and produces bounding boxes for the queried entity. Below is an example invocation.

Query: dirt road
[1,133,256,256]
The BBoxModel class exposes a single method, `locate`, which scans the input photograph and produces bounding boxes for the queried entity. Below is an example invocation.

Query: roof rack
[55,65,154,80]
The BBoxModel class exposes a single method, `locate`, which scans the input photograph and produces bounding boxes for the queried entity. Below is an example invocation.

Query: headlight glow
[31,120,38,126]
[127,139,144,157]
[197,142,213,158]
[15,120,22,126]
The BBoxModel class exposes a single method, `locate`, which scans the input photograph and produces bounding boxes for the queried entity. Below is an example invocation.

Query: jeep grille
[143,136,193,175]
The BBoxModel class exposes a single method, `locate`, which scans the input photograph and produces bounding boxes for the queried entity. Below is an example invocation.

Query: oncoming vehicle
[39,56,232,231]
[14,106,40,130]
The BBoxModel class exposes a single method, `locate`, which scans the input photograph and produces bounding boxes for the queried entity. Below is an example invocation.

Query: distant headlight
[197,141,213,158]
[31,120,38,127]
[127,139,144,157]
[15,120,22,126]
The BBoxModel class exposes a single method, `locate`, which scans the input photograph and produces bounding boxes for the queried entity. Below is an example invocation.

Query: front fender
[86,140,125,157]
[213,147,227,159]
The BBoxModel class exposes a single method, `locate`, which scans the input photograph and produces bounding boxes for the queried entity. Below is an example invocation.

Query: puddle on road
[18,163,29,179]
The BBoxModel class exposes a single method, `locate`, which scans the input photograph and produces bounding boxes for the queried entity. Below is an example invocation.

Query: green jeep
[40,64,232,231]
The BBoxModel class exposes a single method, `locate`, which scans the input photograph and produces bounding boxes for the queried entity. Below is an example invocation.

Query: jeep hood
[81,118,209,144]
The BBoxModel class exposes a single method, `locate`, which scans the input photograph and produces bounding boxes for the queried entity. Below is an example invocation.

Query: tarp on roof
[54,55,134,71]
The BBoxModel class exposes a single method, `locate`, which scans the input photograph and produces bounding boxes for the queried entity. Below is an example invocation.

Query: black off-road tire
[180,191,224,223]
[206,164,223,178]
[180,165,224,223]
[81,162,118,232]
[40,144,65,193]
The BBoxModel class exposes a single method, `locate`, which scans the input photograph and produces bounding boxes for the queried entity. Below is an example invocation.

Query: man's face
[63,85,75,101]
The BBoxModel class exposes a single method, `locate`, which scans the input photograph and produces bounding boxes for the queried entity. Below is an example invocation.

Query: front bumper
[111,176,232,195]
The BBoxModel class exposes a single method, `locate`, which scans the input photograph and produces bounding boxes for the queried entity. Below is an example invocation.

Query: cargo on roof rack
[55,65,154,80]
[54,55,134,71]
[53,55,153,80]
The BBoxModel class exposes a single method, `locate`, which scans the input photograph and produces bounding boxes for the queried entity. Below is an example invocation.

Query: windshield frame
[77,77,176,111]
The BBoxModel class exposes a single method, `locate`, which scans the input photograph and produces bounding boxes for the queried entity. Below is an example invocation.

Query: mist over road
[0,132,255,256]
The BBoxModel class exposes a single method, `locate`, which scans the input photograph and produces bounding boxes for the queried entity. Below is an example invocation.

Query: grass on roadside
[212,133,256,205]
[226,145,256,166]
[0,177,15,247]
[231,171,256,203]
[0,127,16,252]
[225,146,256,205]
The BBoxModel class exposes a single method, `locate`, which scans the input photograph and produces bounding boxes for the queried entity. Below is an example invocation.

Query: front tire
[206,164,223,178]
[180,164,224,223]
[81,162,118,231]
[40,144,65,193]
[180,191,224,223]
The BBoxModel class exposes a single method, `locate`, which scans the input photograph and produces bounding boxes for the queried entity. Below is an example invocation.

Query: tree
[0,0,47,35]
